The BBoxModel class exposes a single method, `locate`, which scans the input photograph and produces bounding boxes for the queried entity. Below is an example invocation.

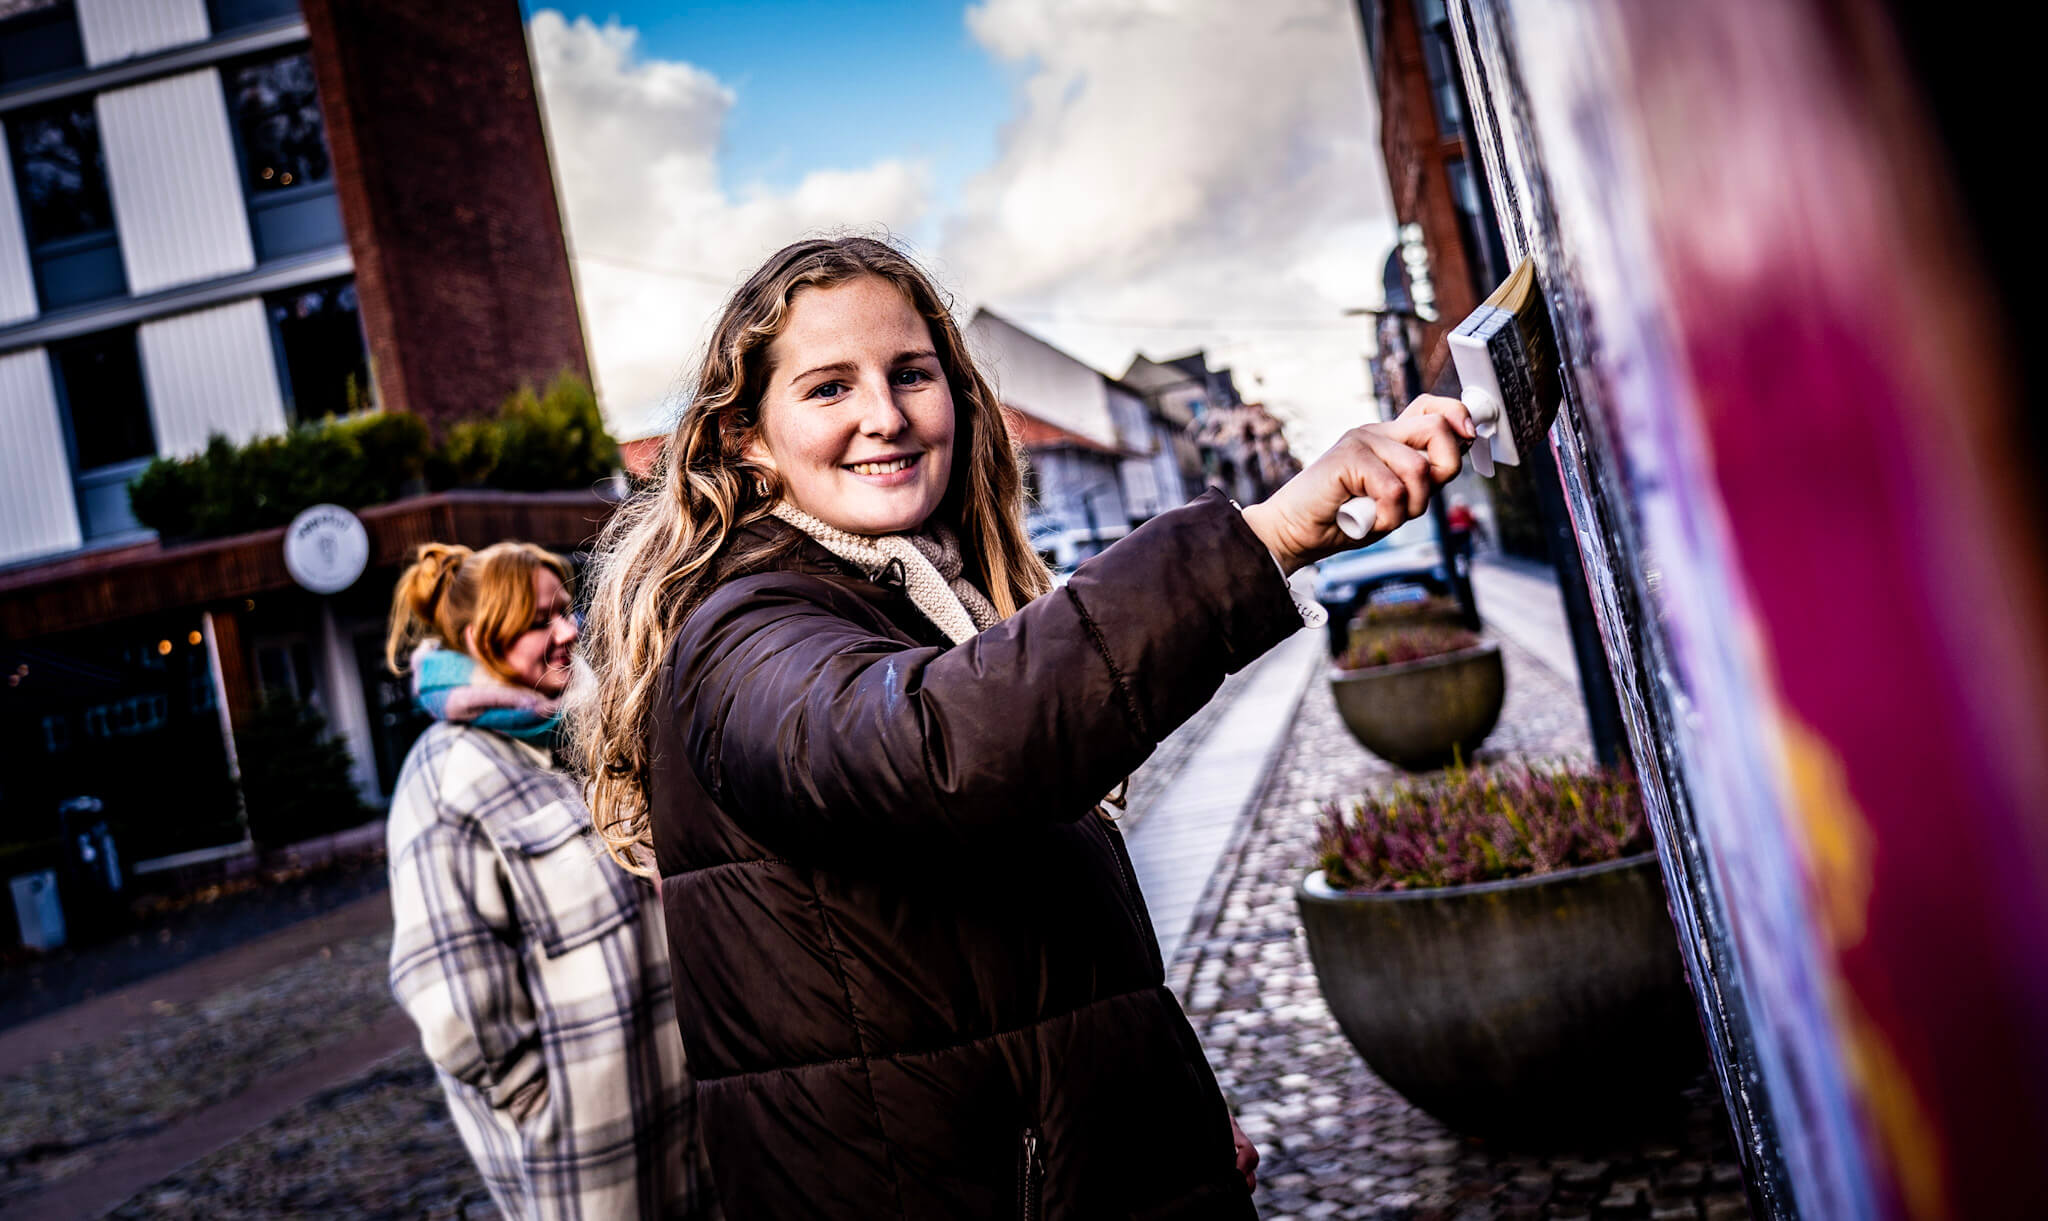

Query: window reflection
[227,53,331,193]
[11,102,114,243]
[267,278,370,424]
[51,328,155,472]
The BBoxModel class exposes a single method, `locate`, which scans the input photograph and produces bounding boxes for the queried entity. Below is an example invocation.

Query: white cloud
[527,11,931,439]
[527,2,1393,455]
[945,0,1394,453]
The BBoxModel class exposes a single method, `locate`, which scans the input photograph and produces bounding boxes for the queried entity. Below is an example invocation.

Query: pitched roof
[1002,405,1126,456]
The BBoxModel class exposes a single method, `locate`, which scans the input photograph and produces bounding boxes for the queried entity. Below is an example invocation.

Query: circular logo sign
[283,504,370,594]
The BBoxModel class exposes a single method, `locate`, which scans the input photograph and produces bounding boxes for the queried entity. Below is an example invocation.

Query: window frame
[6,93,128,310]
[46,324,157,541]
[216,46,343,263]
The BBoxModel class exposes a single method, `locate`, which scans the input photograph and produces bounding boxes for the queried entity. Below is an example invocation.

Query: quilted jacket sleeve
[673,490,1303,845]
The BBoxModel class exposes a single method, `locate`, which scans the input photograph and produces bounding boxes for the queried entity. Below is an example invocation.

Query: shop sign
[283,504,370,594]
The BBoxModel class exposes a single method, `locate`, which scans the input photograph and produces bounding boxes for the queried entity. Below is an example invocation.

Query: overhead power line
[573,250,738,287]
[994,309,1365,333]
[570,252,1368,333]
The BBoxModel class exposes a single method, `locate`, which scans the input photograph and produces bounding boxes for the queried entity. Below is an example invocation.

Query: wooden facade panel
[0,490,616,639]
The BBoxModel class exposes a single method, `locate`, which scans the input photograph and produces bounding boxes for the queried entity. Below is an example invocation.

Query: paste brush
[1337,256,1562,539]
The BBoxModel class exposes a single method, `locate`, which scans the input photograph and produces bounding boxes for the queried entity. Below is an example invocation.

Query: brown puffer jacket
[648,490,1302,1219]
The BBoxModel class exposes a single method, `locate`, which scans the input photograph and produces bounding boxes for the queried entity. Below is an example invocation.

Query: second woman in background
[384,540,714,1220]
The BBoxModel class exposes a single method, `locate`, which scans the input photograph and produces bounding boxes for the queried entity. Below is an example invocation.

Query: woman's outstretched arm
[676,489,1302,848]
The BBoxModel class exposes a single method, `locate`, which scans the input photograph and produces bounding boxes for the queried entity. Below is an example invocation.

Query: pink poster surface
[1452,0,2048,1215]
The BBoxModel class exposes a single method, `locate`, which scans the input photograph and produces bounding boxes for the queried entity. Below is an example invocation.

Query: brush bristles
[1482,258,1557,402]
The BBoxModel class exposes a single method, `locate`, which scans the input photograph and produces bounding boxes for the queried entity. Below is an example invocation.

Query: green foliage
[435,372,617,492]
[126,373,615,540]
[1315,761,1650,892]
[234,692,372,847]
[129,412,432,539]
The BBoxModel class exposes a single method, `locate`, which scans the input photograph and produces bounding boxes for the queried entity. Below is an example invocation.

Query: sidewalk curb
[1164,631,1323,982]
[0,889,392,1077]
[1138,630,1327,971]
[10,1012,418,1220]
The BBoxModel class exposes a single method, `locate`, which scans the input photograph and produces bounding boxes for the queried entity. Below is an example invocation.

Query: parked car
[1311,517,1450,654]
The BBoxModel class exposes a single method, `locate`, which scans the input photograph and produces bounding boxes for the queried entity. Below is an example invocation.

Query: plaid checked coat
[388,721,711,1220]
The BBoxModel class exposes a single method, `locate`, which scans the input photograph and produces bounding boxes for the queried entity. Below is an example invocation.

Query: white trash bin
[10,869,65,952]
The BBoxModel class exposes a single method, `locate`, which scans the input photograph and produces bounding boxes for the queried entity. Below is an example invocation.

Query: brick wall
[300,0,590,434]
[1375,0,1479,384]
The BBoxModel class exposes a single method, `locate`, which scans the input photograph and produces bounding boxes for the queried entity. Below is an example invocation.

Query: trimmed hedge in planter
[128,372,616,542]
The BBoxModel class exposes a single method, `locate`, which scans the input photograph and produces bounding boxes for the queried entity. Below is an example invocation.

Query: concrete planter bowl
[1296,853,1702,1140]
[1328,641,1505,771]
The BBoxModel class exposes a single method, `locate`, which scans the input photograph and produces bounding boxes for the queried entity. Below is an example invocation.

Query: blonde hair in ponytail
[570,236,1052,877]
[386,541,573,682]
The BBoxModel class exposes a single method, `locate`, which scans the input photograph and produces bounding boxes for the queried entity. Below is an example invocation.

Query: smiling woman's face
[747,275,955,535]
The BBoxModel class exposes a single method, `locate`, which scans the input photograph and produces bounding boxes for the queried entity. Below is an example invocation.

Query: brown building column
[300,0,591,433]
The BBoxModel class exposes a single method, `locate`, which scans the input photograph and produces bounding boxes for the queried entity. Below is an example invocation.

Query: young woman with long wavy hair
[572,237,1472,1219]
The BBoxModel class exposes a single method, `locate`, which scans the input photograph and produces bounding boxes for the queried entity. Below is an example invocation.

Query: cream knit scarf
[769,501,1002,644]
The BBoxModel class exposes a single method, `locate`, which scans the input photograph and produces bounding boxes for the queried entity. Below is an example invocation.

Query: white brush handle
[1336,498,1377,540]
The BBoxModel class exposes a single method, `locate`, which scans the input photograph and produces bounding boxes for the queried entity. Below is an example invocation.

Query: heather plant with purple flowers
[1335,596,1480,670]
[1336,624,1482,669]
[1315,760,1650,892]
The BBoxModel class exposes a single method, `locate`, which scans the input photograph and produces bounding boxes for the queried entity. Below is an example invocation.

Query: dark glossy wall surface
[1449,0,2048,1216]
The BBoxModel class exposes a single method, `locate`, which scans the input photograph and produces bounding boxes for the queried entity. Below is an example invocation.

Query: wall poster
[1447,1,2048,1217]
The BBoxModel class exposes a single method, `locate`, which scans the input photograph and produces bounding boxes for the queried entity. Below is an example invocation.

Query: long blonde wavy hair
[570,237,1053,875]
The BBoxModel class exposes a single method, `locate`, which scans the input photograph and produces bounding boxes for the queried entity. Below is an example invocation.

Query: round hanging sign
[283,504,370,594]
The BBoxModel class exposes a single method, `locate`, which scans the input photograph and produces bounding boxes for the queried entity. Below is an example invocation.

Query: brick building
[0,0,597,897]
[1356,0,1510,385]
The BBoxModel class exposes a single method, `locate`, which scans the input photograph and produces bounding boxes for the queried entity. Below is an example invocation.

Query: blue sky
[520,0,1012,218]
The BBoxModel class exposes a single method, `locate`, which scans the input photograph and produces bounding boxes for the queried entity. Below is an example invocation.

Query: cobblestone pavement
[0,853,391,1031]
[103,1050,492,1220]
[0,931,400,1211]
[1168,633,1754,1220]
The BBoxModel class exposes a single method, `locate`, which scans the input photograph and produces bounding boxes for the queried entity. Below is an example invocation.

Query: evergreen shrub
[234,693,373,847]
[126,372,615,541]
[1336,597,1480,670]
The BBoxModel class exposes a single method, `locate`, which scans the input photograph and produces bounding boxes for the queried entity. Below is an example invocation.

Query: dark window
[1412,0,1462,140]
[7,99,127,309]
[224,51,344,259]
[49,327,155,538]
[266,277,369,423]
[10,101,111,240]
[204,0,300,34]
[227,53,329,191]
[0,1,84,89]
[1445,156,1508,296]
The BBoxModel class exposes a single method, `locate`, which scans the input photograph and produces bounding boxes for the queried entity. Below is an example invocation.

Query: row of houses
[964,309,1300,569]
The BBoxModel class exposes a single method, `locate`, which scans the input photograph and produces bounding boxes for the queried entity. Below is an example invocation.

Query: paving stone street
[1168,631,1752,1221]
[4,566,1754,1217]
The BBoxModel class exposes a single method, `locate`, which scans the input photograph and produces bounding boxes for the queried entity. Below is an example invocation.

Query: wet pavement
[0,851,389,1033]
